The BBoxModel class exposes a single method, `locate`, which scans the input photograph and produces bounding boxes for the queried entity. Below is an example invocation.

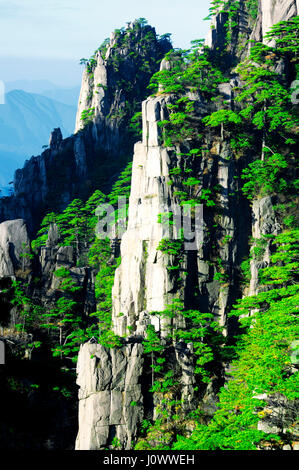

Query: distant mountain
[40,86,80,107]
[0,89,77,186]
[5,80,61,95]
[5,80,81,107]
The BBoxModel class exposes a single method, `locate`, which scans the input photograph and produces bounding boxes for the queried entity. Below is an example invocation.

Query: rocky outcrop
[112,95,176,338]
[0,1,296,451]
[75,341,144,450]
[206,0,298,59]
[254,392,299,448]
[249,197,281,296]
[75,90,251,449]
[0,23,171,232]
[75,21,171,149]
[0,219,31,277]
[111,91,248,338]
[205,0,230,50]
[49,128,63,149]
[75,2,299,451]
[252,0,298,44]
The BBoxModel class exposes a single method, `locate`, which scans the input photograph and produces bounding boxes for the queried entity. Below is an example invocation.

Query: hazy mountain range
[5,80,81,106]
[0,81,80,189]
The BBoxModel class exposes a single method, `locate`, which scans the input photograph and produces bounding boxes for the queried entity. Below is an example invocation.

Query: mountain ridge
[0,89,77,186]
[0,5,298,451]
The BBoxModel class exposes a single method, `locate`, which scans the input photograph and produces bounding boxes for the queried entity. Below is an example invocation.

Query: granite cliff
[0,2,298,451]
[0,21,171,232]
[75,0,298,450]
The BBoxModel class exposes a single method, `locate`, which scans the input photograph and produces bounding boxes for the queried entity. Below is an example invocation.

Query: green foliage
[80,107,95,125]
[29,153,133,359]
[240,259,251,284]
[137,299,230,449]
[31,212,57,251]
[9,281,42,334]
[31,191,107,255]
[157,238,184,257]
[237,64,296,133]
[97,38,110,59]
[175,309,225,383]
[41,267,81,360]
[149,44,225,98]
[129,111,142,140]
[206,0,251,43]
[259,230,299,286]
[174,230,299,450]
[108,161,132,206]
[251,236,268,261]
[232,19,299,199]
[264,16,299,58]
[143,325,164,355]
[8,11,299,451]
[213,257,229,284]
[246,0,259,20]
[241,152,290,199]
[136,18,148,27]
[80,18,171,141]
[203,109,242,129]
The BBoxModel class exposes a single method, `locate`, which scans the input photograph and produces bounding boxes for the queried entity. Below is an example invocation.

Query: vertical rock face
[0,219,31,277]
[206,0,230,49]
[75,342,144,450]
[205,0,257,60]
[75,92,250,449]
[0,23,171,231]
[111,91,248,338]
[206,0,298,57]
[49,128,63,149]
[112,95,175,338]
[75,2,298,451]
[0,2,295,450]
[249,197,281,296]
[261,0,298,39]
[252,0,298,43]
[75,95,200,450]
[75,22,171,152]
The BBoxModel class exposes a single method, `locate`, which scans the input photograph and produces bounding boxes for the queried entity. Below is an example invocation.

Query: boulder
[0,219,31,277]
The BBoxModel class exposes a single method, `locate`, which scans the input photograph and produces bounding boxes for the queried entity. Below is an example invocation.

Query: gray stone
[75,2,298,451]
[75,342,144,450]
[250,197,281,296]
[0,219,31,277]
[49,128,63,149]
[251,0,298,44]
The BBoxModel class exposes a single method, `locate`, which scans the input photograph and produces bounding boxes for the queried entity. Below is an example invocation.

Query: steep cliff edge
[75,21,171,144]
[0,21,171,232]
[252,0,298,43]
[75,88,249,451]
[206,0,298,59]
[0,2,297,451]
[75,1,298,450]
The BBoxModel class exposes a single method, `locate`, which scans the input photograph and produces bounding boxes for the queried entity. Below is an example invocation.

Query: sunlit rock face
[75,1,298,449]
[75,341,144,450]
[252,0,298,44]
[0,219,31,277]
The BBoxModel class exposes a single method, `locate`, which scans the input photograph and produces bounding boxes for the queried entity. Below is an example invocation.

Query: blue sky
[0,0,211,86]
